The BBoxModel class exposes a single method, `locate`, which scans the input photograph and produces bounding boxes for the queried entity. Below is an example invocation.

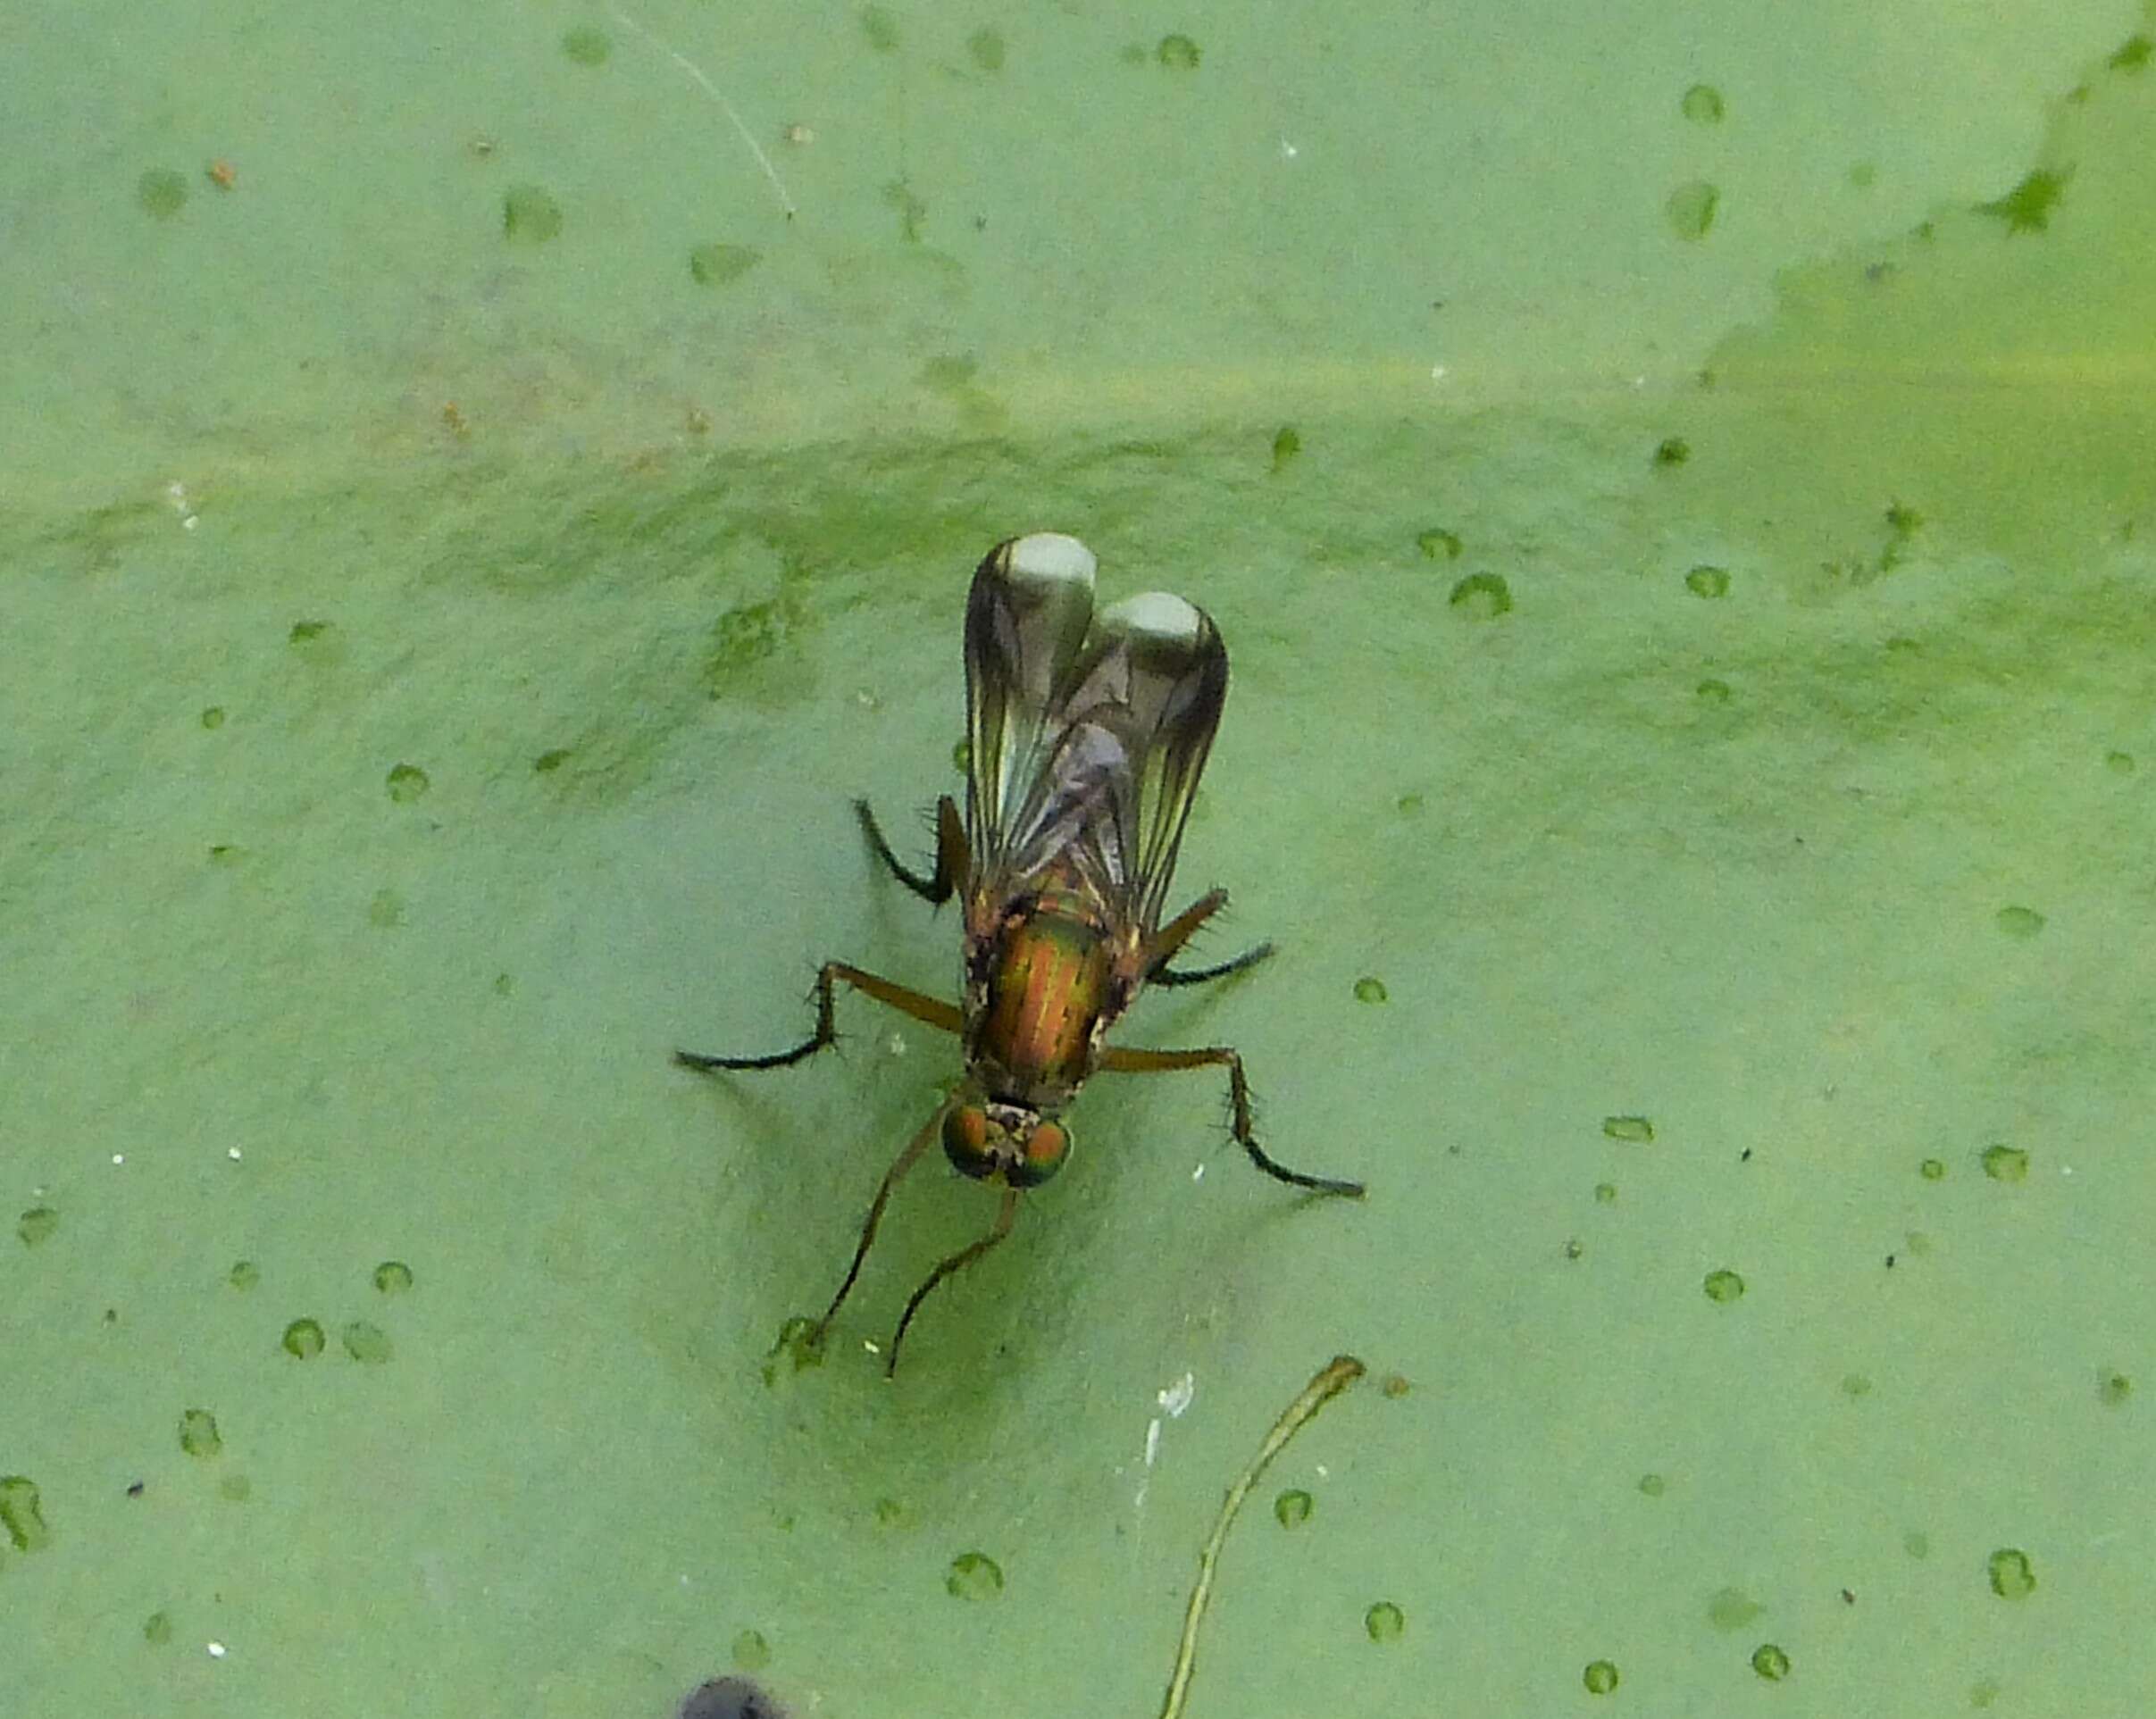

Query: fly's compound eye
[942,1105,998,1180]
[1011,1118,1072,1188]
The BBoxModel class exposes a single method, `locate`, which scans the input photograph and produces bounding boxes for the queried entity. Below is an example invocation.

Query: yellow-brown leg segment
[674,961,962,1072]
[856,795,968,906]
[812,1102,950,1350]
[1099,1044,1366,1197]
[885,1186,1020,1376]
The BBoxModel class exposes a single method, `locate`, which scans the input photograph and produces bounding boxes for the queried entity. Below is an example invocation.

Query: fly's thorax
[963,901,1126,1103]
[941,1096,1073,1189]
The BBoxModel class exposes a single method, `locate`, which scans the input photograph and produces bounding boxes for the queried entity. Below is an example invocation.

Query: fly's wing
[1060,591,1228,934]
[991,588,1228,937]
[964,533,1100,877]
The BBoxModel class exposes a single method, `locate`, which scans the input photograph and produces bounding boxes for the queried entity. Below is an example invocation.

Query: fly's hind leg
[675,962,962,1072]
[855,795,967,906]
[1144,888,1274,988]
[1099,1043,1366,1197]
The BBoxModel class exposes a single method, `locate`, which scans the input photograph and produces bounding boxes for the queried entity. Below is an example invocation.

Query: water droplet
[1987,1547,2035,1599]
[1751,1643,1792,1681]
[1157,33,1201,71]
[385,763,430,804]
[1684,564,1731,598]
[1593,1181,1617,1204]
[946,1550,1004,1600]
[1994,905,2045,939]
[16,1206,57,1248]
[1602,1114,1654,1143]
[228,1260,260,1290]
[1364,1600,1405,1643]
[731,1628,772,1672]
[373,1260,414,1294]
[1584,1659,1620,1694]
[1274,1489,1313,1528]
[1653,436,1691,467]
[1448,572,1511,617]
[503,183,564,244]
[1918,1156,1946,1181]
[1980,1143,2029,1182]
[138,168,188,218]
[341,1321,393,1364]
[1270,425,1301,470]
[1416,527,1463,560]
[281,1318,325,1359]
[1637,1473,1665,1498]
[144,1611,174,1646]
[1680,84,1725,123]
[200,706,227,730]
[1666,179,1720,239]
[1352,976,1388,1005]
[2097,1368,2132,1407]
[179,1409,222,1458]
[0,1477,52,1552]
[561,24,611,65]
[1703,1268,1745,1304]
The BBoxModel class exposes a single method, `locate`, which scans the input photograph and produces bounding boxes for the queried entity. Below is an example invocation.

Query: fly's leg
[1099,1043,1366,1197]
[1152,942,1274,987]
[812,1104,948,1350]
[1143,889,1272,988]
[674,961,961,1072]
[885,1187,1020,1375]
[855,795,967,906]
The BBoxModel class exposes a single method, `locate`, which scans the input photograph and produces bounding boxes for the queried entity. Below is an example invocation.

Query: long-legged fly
[677,533,1365,1373]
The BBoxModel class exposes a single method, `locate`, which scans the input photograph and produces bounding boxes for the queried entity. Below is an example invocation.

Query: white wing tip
[1006,532,1098,589]
[1103,590,1203,643]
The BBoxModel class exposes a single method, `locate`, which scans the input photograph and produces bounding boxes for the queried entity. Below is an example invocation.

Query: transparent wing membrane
[964,535,1228,935]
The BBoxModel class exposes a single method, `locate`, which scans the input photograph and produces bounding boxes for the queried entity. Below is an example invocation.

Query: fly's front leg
[675,962,962,1072]
[1099,1043,1366,1197]
[855,795,967,906]
[1150,942,1275,987]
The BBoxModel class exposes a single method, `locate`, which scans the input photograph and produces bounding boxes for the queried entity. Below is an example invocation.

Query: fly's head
[941,1089,1073,1189]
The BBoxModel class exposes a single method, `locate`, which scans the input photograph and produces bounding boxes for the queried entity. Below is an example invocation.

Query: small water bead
[229,1260,260,1290]
[1653,436,1691,466]
[2097,1368,2132,1407]
[1584,1659,1619,1694]
[1681,84,1726,122]
[561,24,611,65]
[1593,1181,1617,1204]
[1987,1548,2035,1599]
[200,706,226,730]
[1602,1114,1654,1143]
[16,1206,56,1247]
[1637,1473,1666,1498]
[281,1319,325,1358]
[0,1477,51,1551]
[1274,1489,1313,1528]
[1270,426,1301,471]
[342,1321,393,1364]
[373,1260,414,1294]
[946,1551,1003,1600]
[1353,976,1388,1005]
[1684,564,1731,598]
[731,1628,772,1672]
[1696,677,1733,704]
[179,1409,221,1457]
[1994,905,2045,939]
[1751,1643,1792,1681]
[1919,1156,1946,1181]
[1448,572,1511,617]
[1667,179,1720,239]
[138,168,188,218]
[503,183,564,243]
[1980,1144,2029,1182]
[1364,1600,1405,1643]
[1416,527,1463,560]
[1157,33,1201,70]
[144,1611,174,1646]
[1703,1268,1745,1303]
[385,763,430,804]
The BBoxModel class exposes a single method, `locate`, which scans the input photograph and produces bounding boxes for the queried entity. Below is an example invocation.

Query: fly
[676,533,1365,1373]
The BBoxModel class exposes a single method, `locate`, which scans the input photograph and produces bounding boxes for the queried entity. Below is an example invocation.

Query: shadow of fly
[677,533,1365,1373]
